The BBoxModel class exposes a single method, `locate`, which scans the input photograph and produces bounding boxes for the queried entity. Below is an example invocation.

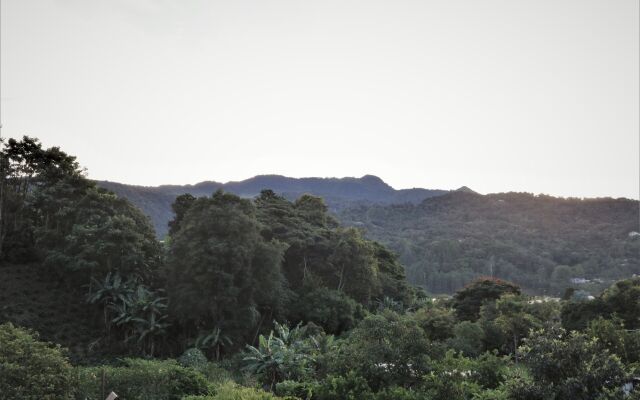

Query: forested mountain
[339,191,640,295]
[97,175,447,237]
[100,176,639,296]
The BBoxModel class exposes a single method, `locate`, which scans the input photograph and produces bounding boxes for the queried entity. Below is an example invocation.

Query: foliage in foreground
[184,382,290,400]
[0,322,75,400]
[76,358,210,400]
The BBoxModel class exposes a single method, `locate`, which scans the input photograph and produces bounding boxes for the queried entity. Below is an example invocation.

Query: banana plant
[86,272,135,337]
[87,273,170,356]
[132,311,170,357]
[194,327,233,360]
[242,321,314,390]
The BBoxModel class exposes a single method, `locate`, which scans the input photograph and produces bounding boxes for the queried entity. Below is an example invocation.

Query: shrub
[275,380,318,399]
[0,323,75,400]
[179,348,209,370]
[75,358,209,400]
[373,386,423,400]
[313,372,374,400]
[324,311,433,390]
[184,381,289,399]
[200,362,234,386]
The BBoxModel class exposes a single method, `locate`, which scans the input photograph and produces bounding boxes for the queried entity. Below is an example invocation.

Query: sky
[1,0,638,199]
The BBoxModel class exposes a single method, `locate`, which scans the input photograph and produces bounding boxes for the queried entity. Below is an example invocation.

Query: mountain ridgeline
[98,176,639,296]
[97,175,448,237]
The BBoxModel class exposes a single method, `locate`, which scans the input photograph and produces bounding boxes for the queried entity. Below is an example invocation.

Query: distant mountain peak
[360,174,385,183]
[456,186,477,194]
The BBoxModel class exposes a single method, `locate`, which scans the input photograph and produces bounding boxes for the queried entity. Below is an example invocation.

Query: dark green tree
[36,183,161,285]
[289,287,364,335]
[254,190,411,329]
[0,136,82,261]
[168,193,196,236]
[325,310,434,391]
[453,278,521,321]
[509,327,629,400]
[165,190,287,345]
[600,277,640,329]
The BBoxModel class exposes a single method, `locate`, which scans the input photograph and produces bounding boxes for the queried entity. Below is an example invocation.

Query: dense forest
[1,136,640,399]
[339,191,639,295]
[99,172,639,297]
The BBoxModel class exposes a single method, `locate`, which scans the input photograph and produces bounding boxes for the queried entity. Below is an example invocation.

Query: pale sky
[1,0,638,198]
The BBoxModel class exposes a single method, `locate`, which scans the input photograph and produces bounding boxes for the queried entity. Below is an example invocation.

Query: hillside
[339,191,640,295]
[98,175,640,296]
[97,175,447,237]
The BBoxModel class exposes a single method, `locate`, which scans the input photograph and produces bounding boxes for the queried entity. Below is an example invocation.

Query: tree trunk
[337,264,346,292]
[302,255,308,282]
[252,313,266,345]
[0,152,6,260]
[513,334,518,365]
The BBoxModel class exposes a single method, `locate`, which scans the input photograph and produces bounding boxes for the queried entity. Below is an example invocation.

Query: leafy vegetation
[76,358,211,400]
[0,323,75,400]
[101,174,639,296]
[340,191,639,295]
[1,137,639,399]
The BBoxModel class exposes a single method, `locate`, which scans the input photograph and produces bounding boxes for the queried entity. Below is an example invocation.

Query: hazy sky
[1,0,638,198]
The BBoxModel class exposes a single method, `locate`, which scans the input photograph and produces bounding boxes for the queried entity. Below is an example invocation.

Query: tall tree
[168,193,196,236]
[0,136,81,260]
[165,190,287,345]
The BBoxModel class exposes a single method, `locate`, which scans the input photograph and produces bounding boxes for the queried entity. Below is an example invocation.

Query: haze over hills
[97,174,449,237]
[97,174,639,296]
[339,190,640,294]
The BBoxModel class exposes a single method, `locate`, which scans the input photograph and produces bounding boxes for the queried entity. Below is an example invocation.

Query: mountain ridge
[96,174,449,237]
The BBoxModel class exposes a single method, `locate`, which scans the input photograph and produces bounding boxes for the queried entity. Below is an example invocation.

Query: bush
[184,381,289,399]
[75,358,209,400]
[0,323,75,400]
[200,362,234,385]
[179,348,209,370]
[324,311,433,390]
[313,372,374,400]
[275,380,318,399]
[373,386,423,400]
